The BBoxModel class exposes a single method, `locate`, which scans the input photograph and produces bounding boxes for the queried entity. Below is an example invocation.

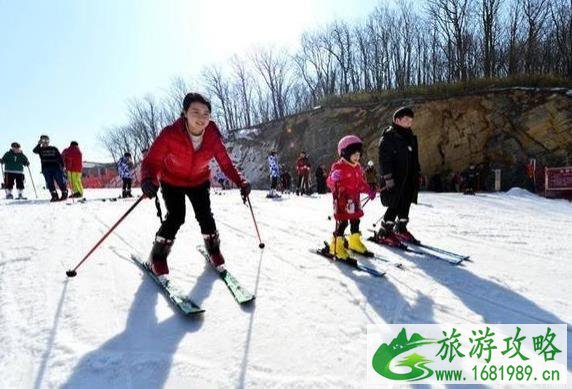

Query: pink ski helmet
[337,135,363,159]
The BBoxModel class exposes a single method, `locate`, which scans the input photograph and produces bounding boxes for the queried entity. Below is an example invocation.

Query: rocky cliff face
[226,88,572,190]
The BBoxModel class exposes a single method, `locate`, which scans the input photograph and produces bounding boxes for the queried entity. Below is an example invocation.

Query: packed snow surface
[1,188,570,388]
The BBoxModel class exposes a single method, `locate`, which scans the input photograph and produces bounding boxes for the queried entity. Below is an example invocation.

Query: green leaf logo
[372,328,436,381]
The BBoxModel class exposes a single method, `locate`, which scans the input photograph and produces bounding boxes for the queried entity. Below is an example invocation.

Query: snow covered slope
[0,188,570,388]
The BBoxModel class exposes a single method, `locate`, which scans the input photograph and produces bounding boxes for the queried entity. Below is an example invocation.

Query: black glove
[239,179,251,202]
[141,178,159,199]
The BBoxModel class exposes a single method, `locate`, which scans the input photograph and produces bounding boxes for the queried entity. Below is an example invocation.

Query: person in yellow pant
[62,141,84,198]
[67,171,84,197]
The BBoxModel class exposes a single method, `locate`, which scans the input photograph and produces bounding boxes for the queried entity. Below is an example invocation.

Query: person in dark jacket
[280,166,291,194]
[462,164,479,195]
[140,92,251,276]
[33,135,67,201]
[315,165,327,194]
[1,142,30,199]
[376,107,420,245]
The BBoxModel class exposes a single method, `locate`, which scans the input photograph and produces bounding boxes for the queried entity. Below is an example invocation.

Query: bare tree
[428,0,474,81]
[480,0,503,77]
[251,46,292,119]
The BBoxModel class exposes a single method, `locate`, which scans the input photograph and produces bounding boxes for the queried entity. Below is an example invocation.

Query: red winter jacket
[141,118,242,188]
[326,158,370,220]
[296,157,310,176]
[61,145,83,173]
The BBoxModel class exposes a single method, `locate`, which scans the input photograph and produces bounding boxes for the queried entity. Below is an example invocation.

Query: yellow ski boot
[329,236,349,260]
[347,232,368,254]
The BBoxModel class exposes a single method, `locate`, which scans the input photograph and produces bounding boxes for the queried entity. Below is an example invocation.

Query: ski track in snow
[0,188,571,388]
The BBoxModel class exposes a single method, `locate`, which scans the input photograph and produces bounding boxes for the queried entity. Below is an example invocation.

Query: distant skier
[62,141,84,198]
[295,151,311,195]
[267,150,281,198]
[315,165,327,194]
[376,107,420,245]
[33,135,67,202]
[280,166,291,194]
[0,142,30,199]
[140,92,251,276]
[326,135,376,259]
[364,160,378,192]
[118,152,135,198]
[463,164,478,195]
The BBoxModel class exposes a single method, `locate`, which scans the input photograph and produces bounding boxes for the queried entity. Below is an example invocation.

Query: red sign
[545,167,572,191]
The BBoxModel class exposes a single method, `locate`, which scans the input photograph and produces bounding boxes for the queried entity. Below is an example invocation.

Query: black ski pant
[383,190,413,223]
[5,172,25,190]
[297,174,309,193]
[270,176,278,190]
[122,178,132,191]
[42,168,67,193]
[335,219,360,236]
[156,181,216,240]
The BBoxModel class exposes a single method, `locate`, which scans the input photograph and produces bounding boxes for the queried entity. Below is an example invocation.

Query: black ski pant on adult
[156,181,216,240]
[122,177,132,192]
[270,176,278,190]
[383,182,415,222]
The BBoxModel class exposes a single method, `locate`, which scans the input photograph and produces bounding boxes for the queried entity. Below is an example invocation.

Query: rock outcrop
[227,88,572,191]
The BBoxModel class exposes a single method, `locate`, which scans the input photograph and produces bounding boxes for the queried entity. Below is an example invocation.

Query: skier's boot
[16,190,25,199]
[329,235,350,260]
[376,221,402,247]
[393,218,420,244]
[60,190,68,201]
[204,232,226,272]
[5,189,13,200]
[122,189,128,198]
[147,236,173,276]
[50,191,60,202]
[347,232,368,254]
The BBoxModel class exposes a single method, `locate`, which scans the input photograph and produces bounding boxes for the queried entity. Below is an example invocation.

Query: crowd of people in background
[0,136,144,201]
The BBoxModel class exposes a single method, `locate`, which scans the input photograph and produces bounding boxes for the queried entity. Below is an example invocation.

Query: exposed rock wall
[227,88,572,190]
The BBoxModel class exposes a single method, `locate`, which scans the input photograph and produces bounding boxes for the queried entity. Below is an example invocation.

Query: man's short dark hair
[393,106,414,121]
[182,93,212,116]
[70,141,78,146]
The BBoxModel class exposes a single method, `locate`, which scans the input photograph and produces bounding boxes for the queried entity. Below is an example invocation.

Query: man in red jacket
[140,93,251,276]
[61,141,84,198]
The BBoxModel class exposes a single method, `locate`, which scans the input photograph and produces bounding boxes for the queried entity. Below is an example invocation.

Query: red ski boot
[147,236,173,276]
[393,218,420,245]
[204,232,226,272]
[375,221,403,247]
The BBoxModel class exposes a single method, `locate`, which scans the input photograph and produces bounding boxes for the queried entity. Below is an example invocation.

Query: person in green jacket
[0,142,30,199]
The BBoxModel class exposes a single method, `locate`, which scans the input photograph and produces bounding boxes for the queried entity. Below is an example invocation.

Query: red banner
[545,167,572,191]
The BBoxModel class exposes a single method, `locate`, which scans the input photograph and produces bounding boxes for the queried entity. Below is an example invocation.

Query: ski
[406,241,469,261]
[348,248,404,269]
[196,247,255,304]
[367,230,463,265]
[313,242,386,277]
[131,255,204,315]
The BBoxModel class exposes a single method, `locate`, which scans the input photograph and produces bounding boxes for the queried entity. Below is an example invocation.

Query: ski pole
[372,214,384,228]
[66,195,145,277]
[26,166,38,199]
[0,163,5,190]
[245,196,265,249]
